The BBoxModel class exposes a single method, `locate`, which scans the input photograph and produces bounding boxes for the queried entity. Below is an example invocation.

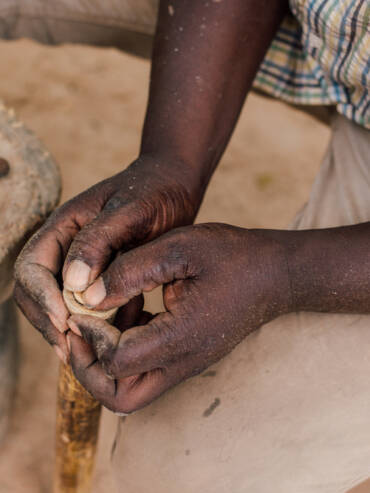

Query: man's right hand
[14,155,201,360]
[14,0,288,361]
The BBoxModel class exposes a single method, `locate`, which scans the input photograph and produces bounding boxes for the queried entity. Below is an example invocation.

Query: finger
[67,296,145,338]
[14,256,69,333]
[137,310,154,326]
[68,311,180,379]
[68,331,116,402]
[82,230,188,310]
[63,199,151,292]
[14,202,98,332]
[68,331,169,413]
[14,281,68,361]
[68,315,120,369]
[115,368,169,413]
[114,295,144,332]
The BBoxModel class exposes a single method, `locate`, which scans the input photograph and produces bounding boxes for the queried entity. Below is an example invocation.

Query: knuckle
[14,254,29,283]
[13,285,27,312]
[14,259,33,285]
[106,261,141,300]
[113,331,154,376]
[111,398,138,415]
[14,257,23,278]
[104,194,130,212]
[44,204,67,225]
[162,233,189,269]
[69,230,95,252]
[101,354,119,379]
[149,260,171,285]
[167,226,191,243]
[108,346,134,377]
[104,196,155,243]
[67,231,108,264]
[109,262,128,291]
[47,201,81,231]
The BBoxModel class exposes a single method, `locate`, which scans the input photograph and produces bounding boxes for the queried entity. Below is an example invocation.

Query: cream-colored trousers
[113,115,370,493]
[1,3,370,491]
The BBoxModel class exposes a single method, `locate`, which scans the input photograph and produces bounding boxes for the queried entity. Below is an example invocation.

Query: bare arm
[141,0,289,192]
[15,0,288,359]
[283,223,370,314]
[68,221,370,413]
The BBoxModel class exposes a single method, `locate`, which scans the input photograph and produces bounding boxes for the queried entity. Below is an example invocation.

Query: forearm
[283,223,370,314]
[140,0,288,193]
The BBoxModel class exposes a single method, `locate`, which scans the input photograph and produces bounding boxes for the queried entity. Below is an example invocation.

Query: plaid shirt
[254,0,370,129]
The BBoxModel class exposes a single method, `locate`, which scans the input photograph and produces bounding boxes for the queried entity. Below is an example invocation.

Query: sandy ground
[0,39,329,492]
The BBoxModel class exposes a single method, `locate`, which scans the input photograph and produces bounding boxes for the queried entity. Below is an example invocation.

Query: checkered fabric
[254,0,370,128]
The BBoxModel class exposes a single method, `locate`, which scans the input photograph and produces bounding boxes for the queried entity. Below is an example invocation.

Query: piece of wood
[0,102,60,443]
[0,299,18,446]
[54,290,118,493]
[0,102,60,303]
[54,363,102,493]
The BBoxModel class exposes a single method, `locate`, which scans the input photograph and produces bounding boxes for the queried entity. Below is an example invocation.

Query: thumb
[82,229,189,310]
[68,311,178,378]
[63,201,145,292]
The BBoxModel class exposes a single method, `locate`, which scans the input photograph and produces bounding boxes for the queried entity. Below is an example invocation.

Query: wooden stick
[53,290,117,493]
[54,364,101,493]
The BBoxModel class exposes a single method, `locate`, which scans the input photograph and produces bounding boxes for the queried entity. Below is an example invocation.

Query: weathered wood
[0,299,18,445]
[0,102,61,303]
[54,291,118,493]
[54,363,102,493]
[0,102,60,443]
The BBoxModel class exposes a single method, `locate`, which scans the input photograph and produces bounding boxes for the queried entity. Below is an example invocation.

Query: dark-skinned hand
[13,0,289,362]
[66,223,292,414]
[14,156,201,360]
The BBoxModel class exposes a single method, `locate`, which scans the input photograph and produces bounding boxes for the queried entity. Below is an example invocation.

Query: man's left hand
[67,223,292,413]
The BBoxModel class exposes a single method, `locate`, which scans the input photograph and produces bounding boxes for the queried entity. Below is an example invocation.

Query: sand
[0,39,329,493]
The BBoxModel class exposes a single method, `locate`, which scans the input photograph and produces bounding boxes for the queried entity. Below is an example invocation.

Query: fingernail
[83,278,106,307]
[66,333,71,353]
[67,319,82,337]
[65,260,91,292]
[48,312,67,334]
[54,346,67,364]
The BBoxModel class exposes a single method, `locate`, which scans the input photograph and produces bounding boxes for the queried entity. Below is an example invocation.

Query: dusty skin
[0,39,328,493]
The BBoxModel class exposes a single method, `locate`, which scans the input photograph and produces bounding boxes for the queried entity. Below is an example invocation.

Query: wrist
[263,228,322,313]
[241,228,295,320]
[135,152,206,208]
[280,224,370,314]
[252,228,322,314]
